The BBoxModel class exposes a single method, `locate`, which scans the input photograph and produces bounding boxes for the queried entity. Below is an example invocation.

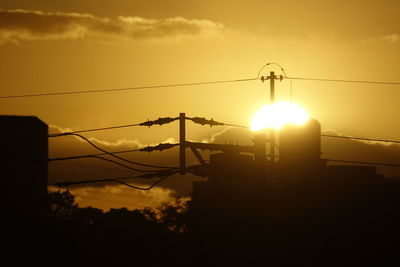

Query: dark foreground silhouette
[4,186,400,266]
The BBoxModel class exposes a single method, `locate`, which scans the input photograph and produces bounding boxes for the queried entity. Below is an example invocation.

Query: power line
[49,166,202,187]
[222,123,250,129]
[201,119,400,144]
[49,123,141,136]
[0,77,258,99]
[321,134,400,144]
[48,175,141,187]
[186,116,250,128]
[286,76,400,86]
[49,170,178,190]
[52,133,178,169]
[189,118,400,144]
[49,150,142,161]
[50,118,400,146]
[49,117,179,136]
[326,159,400,167]
[48,116,247,137]
[88,155,163,173]
[49,143,179,168]
[113,172,177,191]
[1,71,399,101]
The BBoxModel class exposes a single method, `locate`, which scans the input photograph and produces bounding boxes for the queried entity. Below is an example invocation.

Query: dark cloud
[0,9,225,44]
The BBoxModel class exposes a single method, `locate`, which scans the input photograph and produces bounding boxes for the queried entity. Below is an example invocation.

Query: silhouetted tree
[157,198,189,233]
[74,206,103,224]
[48,189,78,220]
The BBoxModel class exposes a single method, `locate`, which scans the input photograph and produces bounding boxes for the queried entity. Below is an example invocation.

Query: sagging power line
[0,77,258,99]
[321,134,400,144]
[286,76,400,86]
[44,62,400,191]
[1,70,400,100]
[49,143,179,163]
[52,133,178,169]
[326,159,400,167]
[49,114,400,177]
[49,115,400,144]
[49,116,180,136]
[49,169,180,190]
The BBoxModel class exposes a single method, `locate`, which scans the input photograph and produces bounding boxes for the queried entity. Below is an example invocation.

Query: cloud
[0,9,225,44]
[69,184,176,211]
[380,33,400,43]
[49,124,177,149]
[361,33,400,45]
[48,184,177,211]
[322,128,400,147]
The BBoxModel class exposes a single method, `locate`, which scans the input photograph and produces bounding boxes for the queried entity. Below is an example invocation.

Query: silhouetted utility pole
[180,112,186,174]
[262,71,282,164]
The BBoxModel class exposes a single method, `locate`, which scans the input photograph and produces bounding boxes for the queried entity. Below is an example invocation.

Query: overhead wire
[48,116,179,136]
[201,119,400,145]
[326,159,400,167]
[1,68,399,101]
[285,76,400,86]
[36,62,398,176]
[48,149,142,162]
[51,133,178,169]
[49,145,177,160]
[188,118,400,145]
[49,170,179,190]
[113,171,177,191]
[221,123,250,129]
[49,123,141,136]
[88,155,166,172]
[48,175,141,187]
[321,134,400,144]
[0,77,258,99]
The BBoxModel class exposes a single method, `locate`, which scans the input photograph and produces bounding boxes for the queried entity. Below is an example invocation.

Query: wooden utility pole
[179,112,186,174]
[269,71,276,164]
[265,71,278,164]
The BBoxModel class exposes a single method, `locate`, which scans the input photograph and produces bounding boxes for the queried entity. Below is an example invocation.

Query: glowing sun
[251,102,309,131]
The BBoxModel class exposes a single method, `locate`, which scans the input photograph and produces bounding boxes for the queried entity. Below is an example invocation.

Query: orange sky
[1,1,399,210]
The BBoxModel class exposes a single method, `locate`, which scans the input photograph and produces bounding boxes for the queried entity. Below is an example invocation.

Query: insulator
[139,143,178,152]
[189,117,224,127]
[139,117,179,127]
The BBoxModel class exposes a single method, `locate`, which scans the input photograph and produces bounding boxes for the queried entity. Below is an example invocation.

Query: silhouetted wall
[190,152,267,236]
[0,115,48,226]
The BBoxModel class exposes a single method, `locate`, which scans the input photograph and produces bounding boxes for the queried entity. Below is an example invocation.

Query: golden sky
[1,0,399,210]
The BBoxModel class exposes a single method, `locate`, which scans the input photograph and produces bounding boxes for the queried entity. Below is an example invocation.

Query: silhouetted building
[279,118,325,171]
[188,118,396,260]
[190,151,267,237]
[1,115,48,226]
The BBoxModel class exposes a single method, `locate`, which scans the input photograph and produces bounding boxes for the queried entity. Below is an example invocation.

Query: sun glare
[250,102,309,131]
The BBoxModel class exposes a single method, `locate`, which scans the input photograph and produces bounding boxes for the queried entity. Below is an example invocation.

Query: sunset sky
[1,0,399,210]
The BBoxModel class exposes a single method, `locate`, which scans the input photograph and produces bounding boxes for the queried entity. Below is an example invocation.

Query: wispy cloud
[322,128,400,147]
[0,9,225,44]
[49,124,177,149]
[380,33,400,43]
